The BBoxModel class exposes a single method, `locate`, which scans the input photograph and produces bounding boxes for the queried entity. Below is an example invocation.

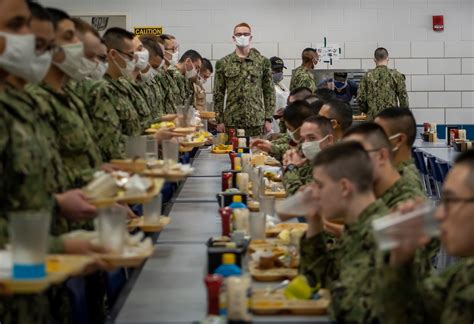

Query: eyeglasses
[438,196,474,214]
[114,49,135,61]
[234,33,251,37]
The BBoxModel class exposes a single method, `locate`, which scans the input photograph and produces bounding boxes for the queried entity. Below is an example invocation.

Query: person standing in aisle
[357,47,409,120]
[213,22,275,137]
[289,48,318,93]
[270,56,290,134]
[193,57,213,111]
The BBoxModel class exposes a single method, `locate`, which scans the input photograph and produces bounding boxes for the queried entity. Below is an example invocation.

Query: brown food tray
[199,111,216,119]
[141,169,190,182]
[247,239,287,254]
[180,145,194,152]
[180,141,206,148]
[110,159,147,173]
[251,289,330,315]
[0,255,94,294]
[127,216,171,232]
[266,223,308,238]
[99,246,155,268]
[87,178,165,207]
[248,261,298,282]
[173,127,197,135]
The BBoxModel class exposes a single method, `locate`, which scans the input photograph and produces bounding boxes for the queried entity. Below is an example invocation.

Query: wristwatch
[285,164,297,172]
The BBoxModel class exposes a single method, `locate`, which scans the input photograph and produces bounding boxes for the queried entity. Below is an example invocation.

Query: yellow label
[134,26,163,36]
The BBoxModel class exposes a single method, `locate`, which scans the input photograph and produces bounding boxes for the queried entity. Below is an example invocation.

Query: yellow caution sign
[134,26,163,36]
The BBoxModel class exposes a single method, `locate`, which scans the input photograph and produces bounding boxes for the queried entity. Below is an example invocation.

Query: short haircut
[322,100,353,131]
[46,7,70,28]
[375,107,417,147]
[334,72,348,80]
[160,34,175,40]
[454,150,474,193]
[302,47,317,63]
[283,100,315,129]
[309,100,326,115]
[71,17,100,39]
[313,141,374,193]
[234,22,251,33]
[343,122,393,158]
[103,27,134,51]
[178,49,202,64]
[315,88,337,102]
[289,87,312,99]
[29,2,53,23]
[303,115,334,137]
[201,58,213,73]
[140,35,164,58]
[374,47,389,61]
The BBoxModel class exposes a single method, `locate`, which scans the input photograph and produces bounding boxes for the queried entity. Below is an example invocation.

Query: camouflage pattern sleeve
[357,74,369,114]
[396,159,424,194]
[118,78,152,130]
[269,134,290,161]
[213,58,226,124]
[283,162,313,196]
[49,236,65,253]
[380,176,426,210]
[290,67,317,93]
[376,258,474,324]
[394,71,409,107]
[70,80,124,161]
[299,232,338,287]
[262,57,276,119]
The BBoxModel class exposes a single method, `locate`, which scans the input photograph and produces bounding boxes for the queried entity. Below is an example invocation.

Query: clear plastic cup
[249,212,266,240]
[372,201,439,251]
[143,194,162,224]
[275,187,314,220]
[259,195,275,217]
[162,139,179,164]
[9,210,51,279]
[145,136,158,161]
[125,135,147,159]
[98,206,127,254]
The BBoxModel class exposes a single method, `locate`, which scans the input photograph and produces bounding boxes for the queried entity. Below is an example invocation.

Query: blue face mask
[272,72,284,83]
[334,81,347,89]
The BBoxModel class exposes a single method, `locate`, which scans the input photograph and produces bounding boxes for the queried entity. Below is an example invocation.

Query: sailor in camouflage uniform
[377,150,474,324]
[103,27,144,135]
[289,48,318,93]
[167,49,202,106]
[375,107,424,192]
[298,143,389,323]
[213,23,275,137]
[357,47,409,120]
[283,116,334,196]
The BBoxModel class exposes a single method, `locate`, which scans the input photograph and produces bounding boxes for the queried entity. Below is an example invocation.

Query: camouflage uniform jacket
[67,79,124,161]
[379,174,425,209]
[155,69,180,114]
[167,66,193,106]
[289,66,317,93]
[213,50,275,128]
[283,155,313,196]
[133,78,162,124]
[376,257,474,324]
[269,133,291,162]
[103,74,142,136]
[117,78,152,129]
[27,83,103,188]
[299,199,389,323]
[396,158,424,193]
[357,65,409,120]
[145,78,165,121]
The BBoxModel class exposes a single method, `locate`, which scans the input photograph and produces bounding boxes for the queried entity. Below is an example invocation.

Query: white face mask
[135,49,149,71]
[54,42,97,81]
[113,51,136,79]
[234,35,251,48]
[166,50,179,66]
[301,135,329,161]
[0,32,52,84]
[185,62,198,80]
[89,61,108,80]
[140,66,158,83]
[198,75,207,85]
[287,127,300,143]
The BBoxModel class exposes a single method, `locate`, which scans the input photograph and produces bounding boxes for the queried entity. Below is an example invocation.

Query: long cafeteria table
[115,148,330,323]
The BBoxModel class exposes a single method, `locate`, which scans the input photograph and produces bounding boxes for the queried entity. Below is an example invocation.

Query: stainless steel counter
[116,149,330,323]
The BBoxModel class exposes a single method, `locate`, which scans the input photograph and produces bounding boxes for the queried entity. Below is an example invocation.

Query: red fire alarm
[433,15,444,32]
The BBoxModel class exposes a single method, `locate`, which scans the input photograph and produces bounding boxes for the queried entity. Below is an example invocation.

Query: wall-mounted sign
[74,15,127,36]
[134,26,163,36]
[316,37,342,65]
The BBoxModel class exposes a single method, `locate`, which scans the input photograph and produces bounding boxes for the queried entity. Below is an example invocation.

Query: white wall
[41,0,474,125]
